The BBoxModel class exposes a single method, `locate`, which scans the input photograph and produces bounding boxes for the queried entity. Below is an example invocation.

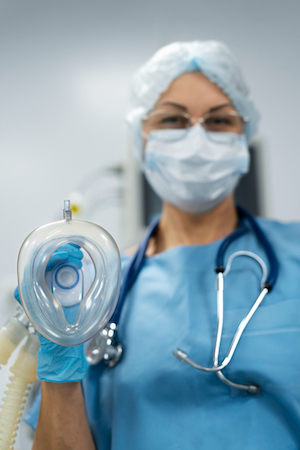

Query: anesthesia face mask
[17,201,121,347]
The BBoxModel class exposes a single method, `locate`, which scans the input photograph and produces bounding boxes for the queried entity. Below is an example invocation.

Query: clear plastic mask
[17,201,121,346]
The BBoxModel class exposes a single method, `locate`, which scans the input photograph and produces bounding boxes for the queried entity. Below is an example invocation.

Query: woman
[28,41,300,449]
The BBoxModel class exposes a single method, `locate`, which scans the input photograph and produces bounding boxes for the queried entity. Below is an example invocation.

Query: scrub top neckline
[121,233,232,262]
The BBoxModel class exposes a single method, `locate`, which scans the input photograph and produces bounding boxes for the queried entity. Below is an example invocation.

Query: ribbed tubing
[0,333,39,450]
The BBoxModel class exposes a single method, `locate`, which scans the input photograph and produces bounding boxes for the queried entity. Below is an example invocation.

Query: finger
[67,243,81,250]
[45,253,69,271]
[14,286,21,304]
[54,245,83,260]
[64,247,84,260]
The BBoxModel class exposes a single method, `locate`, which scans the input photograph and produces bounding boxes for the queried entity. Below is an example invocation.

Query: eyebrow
[156,101,188,111]
[208,103,233,112]
[155,101,234,113]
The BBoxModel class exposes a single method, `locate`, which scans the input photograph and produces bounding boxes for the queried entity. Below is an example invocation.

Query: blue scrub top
[27,218,300,449]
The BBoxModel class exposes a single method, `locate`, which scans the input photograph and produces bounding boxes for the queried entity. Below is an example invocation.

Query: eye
[203,113,240,131]
[161,115,180,123]
[205,116,231,126]
[158,114,189,128]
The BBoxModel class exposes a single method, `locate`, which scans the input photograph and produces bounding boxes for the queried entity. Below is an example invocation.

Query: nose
[190,117,204,126]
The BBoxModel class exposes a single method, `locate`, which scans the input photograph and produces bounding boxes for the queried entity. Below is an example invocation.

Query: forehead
[155,71,231,114]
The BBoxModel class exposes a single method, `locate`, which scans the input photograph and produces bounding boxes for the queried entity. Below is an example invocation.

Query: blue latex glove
[14,243,89,383]
[45,243,83,272]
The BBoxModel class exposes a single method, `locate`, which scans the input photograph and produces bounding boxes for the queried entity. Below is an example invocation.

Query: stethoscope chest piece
[85,323,123,367]
[86,207,279,394]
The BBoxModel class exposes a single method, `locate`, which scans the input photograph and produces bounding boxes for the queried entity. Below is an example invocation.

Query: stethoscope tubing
[106,207,279,393]
[110,217,160,325]
[174,282,268,373]
[113,206,279,327]
[218,206,279,289]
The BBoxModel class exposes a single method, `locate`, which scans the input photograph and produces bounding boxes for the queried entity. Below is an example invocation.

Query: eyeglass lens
[143,109,243,134]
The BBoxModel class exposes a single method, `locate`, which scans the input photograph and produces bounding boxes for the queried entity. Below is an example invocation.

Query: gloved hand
[45,242,83,272]
[14,243,89,383]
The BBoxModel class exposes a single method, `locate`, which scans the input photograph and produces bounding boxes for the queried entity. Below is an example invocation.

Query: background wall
[0,0,299,448]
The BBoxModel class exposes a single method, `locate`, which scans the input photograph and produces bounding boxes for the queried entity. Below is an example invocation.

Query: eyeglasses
[142,107,248,142]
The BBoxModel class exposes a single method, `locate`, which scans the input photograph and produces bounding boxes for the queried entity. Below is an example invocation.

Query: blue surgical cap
[126,40,260,162]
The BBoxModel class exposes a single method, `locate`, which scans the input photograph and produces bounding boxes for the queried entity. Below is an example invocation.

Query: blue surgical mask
[142,124,250,214]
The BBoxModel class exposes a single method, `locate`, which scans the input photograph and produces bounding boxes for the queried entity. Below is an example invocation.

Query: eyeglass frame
[141,104,249,139]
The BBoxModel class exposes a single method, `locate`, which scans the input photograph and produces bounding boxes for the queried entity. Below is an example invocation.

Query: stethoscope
[85,206,279,394]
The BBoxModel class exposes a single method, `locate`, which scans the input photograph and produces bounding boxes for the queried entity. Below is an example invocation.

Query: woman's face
[142,71,244,141]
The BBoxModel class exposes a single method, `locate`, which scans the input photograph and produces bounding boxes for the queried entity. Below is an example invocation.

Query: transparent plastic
[0,316,29,366]
[17,201,121,346]
[44,251,93,309]
[0,333,39,450]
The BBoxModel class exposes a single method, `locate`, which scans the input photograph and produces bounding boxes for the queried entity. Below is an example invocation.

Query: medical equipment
[0,309,38,450]
[44,246,93,309]
[17,200,121,346]
[0,309,30,367]
[86,206,279,394]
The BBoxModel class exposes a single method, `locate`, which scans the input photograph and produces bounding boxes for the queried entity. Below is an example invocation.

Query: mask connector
[63,199,72,222]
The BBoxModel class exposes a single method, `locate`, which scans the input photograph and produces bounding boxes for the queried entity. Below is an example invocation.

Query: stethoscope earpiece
[172,207,279,393]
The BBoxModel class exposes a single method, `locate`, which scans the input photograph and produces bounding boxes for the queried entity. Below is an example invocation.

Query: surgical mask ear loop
[173,251,270,394]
